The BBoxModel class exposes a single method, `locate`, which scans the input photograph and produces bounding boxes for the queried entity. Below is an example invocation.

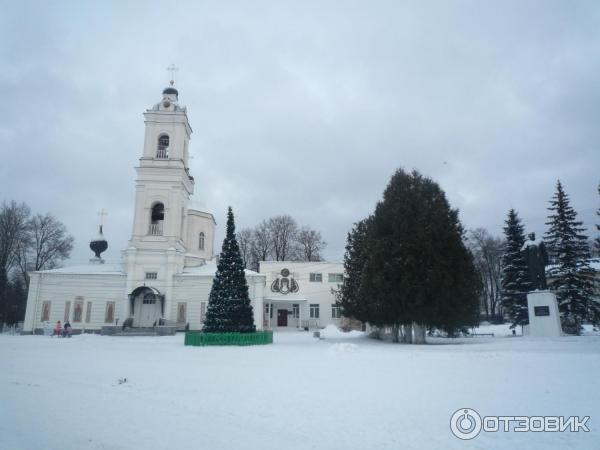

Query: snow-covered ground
[1,329,599,450]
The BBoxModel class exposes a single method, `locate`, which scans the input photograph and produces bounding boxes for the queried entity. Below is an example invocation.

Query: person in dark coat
[62,321,72,338]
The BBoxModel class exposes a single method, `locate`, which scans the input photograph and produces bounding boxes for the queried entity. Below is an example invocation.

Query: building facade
[22,85,266,334]
[22,85,350,335]
[259,261,345,330]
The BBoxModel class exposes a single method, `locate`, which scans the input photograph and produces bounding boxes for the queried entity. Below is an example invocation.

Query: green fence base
[184,331,273,346]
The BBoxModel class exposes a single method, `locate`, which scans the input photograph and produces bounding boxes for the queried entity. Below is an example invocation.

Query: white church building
[23,84,347,335]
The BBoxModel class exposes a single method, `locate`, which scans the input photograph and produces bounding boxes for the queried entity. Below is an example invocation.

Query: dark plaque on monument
[534,306,550,317]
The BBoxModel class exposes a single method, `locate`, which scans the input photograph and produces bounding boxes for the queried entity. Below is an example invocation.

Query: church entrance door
[138,293,161,327]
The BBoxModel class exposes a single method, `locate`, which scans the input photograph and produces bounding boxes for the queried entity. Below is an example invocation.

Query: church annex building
[22,85,344,334]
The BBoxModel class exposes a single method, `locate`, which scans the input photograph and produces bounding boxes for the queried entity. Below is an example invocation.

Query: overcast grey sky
[1,0,599,265]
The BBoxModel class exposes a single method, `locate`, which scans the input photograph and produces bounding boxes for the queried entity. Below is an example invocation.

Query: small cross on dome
[166,64,179,86]
[98,208,108,227]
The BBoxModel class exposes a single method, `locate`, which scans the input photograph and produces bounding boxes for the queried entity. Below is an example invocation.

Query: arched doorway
[129,286,164,327]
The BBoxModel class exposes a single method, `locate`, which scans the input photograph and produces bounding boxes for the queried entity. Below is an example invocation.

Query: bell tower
[128,81,194,252]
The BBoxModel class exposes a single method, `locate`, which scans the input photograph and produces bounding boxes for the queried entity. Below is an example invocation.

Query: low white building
[259,261,345,330]
[23,84,266,334]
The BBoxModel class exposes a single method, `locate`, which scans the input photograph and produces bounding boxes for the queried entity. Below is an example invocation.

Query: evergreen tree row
[340,169,481,343]
[501,180,599,333]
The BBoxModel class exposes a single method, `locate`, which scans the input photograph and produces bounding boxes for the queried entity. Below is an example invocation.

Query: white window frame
[105,301,115,323]
[309,273,323,282]
[328,273,343,283]
[200,302,207,323]
[331,305,342,319]
[85,302,92,323]
[310,304,320,319]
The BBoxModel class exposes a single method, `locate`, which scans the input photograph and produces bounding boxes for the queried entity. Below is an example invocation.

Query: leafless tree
[297,226,326,261]
[251,220,272,271]
[16,213,74,284]
[467,228,504,320]
[268,215,298,261]
[0,201,31,323]
[237,227,254,269]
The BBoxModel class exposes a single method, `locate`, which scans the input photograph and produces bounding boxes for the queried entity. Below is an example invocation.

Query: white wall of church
[23,271,127,333]
[171,274,265,330]
[185,210,215,260]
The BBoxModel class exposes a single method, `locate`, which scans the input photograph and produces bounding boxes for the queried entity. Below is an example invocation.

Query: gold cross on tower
[166,64,179,86]
[98,208,108,227]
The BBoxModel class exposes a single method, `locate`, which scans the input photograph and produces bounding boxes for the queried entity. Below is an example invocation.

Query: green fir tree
[339,218,372,324]
[359,169,480,338]
[500,209,532,328]
[545,180,597,332]
[203,207,256,333]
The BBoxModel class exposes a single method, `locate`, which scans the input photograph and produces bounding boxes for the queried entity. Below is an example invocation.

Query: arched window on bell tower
[149,202,164,235]
[199,232,205,250]
[156,134,169,159]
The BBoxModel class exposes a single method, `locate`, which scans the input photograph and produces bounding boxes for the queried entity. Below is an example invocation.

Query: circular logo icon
[450,408,482,440]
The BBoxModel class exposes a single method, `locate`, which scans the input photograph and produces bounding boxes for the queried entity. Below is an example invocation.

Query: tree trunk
[403,323,413,344]
[391,324,399,343]
[413,323,427,344]
[370,327,382,340]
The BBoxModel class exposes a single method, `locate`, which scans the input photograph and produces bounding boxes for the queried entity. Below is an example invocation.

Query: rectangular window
[264,303,273,318]
[310,304,320,319]
[73,298,84,322]
[85,302,92,323]
[292,304,299,319]
[309,273,322,282]
[177,302,187,323]
[332,305,342,318]
[200,302,207,323]
[145,272,158,280]
[64,301,71,322]
[105,301,115,323]
[328,273,344,283]
[41,301,51,322]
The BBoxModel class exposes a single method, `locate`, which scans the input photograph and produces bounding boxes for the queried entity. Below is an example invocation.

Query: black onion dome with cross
[163,63,179,97]
[90,209,108,259]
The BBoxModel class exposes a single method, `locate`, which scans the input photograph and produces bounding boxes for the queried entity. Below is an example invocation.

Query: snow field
[1,329,599,450]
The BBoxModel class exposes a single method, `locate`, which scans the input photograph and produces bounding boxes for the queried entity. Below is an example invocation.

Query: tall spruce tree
[359,169,480,341]
[545,180,597,332]
[500,209,532,328]
[596,183,600,254]
[203,207,256,333]
[339,218,371,324]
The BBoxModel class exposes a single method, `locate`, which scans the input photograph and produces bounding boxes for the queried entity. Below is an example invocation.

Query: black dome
[162,87,179,96]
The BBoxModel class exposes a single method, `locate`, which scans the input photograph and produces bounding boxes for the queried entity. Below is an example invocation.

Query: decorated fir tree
[545,180,597,332]
[203,207,256,333]
[500,209,532,328]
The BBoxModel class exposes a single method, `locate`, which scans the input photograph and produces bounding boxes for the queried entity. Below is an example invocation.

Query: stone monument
[521,233,562,337]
